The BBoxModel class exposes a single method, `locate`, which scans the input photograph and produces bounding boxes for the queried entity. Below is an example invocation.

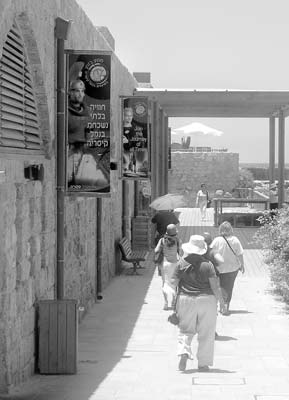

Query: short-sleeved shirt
[151,211,179,235]
[155,236,180,264]
[210,235,243,273]
[174,255,216,296]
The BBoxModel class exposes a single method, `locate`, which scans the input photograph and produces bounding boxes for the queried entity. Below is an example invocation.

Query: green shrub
[254,205,289,301]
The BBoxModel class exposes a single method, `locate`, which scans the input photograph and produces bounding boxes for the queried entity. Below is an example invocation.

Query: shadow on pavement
[183,368,236,374]
[215,335,238,341]
[2,254,157,400]
[229,310,253,314]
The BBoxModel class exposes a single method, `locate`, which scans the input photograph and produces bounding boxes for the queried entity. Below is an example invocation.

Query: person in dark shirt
[171,235,224,372]
[151,210,179,246]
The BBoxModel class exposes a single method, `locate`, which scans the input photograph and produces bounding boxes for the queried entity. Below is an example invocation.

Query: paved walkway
[2,209,289,400]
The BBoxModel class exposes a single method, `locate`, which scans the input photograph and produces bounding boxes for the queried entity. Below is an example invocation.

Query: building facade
[0,0,154,391]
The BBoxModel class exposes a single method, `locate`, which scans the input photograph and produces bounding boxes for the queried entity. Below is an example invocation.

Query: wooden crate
[131,216,151,250]
[38,300,78,374]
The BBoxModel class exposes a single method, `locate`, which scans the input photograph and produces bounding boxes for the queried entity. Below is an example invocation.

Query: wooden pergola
[135,88,289,206]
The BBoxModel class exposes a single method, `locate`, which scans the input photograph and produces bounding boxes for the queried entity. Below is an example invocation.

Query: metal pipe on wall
[55,18,71,300]
[96,198,103,300]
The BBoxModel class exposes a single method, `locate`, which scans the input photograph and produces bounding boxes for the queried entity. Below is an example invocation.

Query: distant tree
[237,168,255,188]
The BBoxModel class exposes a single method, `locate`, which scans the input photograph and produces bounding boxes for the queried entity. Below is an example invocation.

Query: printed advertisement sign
[122,97,149,179]
[66,51,111,193]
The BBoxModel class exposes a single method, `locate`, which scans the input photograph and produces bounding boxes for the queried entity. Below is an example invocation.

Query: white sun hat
[182,235,207,256]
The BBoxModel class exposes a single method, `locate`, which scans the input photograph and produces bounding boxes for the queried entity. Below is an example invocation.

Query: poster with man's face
[66,51,111,194]
[122,97,150,179]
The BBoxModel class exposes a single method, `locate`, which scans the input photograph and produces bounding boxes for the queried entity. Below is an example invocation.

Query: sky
[76,0,289,163]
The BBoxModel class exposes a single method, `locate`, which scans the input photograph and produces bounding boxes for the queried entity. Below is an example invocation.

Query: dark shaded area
[215,335,238,342]
[184,368,236,374]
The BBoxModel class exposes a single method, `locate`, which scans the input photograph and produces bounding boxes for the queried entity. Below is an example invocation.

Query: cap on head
[182,234,207,255]
[166,224,177,236]
[203,232,212,245]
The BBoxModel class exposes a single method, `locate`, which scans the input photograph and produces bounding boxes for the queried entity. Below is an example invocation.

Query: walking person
[196,183,209,221]
[152,209,180,275]
[154,224,182,310]
[210,221,245,315]
[203,232,224,339]
[171,235,225,371]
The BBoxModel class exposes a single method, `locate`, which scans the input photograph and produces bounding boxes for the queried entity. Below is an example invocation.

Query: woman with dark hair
[155,224,182,310]
[210,221,245,315]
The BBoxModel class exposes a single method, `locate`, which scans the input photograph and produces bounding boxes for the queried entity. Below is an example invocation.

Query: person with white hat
[171,235,225,372]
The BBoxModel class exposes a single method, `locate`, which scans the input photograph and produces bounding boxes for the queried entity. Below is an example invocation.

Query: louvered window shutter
[0,23,42,151]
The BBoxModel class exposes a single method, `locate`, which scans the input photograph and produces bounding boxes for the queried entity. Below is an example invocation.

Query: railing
[213,197,269,227]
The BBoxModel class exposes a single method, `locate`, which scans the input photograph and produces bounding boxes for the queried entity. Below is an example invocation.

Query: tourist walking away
[171,235,225,372]
[269,182,278,212]
[210,221,245,315]
[196,183,209,221]
[155,224,182,310]
[203,232,224,339]
[202,232,224,271]
[151,210,180,245]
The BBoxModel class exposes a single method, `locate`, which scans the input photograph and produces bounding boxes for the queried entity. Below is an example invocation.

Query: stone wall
[0,0,136,391]
[169,151,239,204]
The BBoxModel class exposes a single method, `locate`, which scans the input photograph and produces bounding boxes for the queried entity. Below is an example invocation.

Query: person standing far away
[154,224,182,310]
[210,221,245,316]
[196,183,209,221]
[171,235,225,372]
[269,182,278,215]
[151,209,180,275]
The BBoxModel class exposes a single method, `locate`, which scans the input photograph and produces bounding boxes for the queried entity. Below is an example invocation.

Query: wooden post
[152,101,159,199]
[269,117,275,186]
[278,112,285,206]
[164,115,169,193]
[159,108,164,196]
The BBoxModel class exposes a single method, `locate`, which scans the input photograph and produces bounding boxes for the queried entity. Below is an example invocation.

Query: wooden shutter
[0,23,42,151]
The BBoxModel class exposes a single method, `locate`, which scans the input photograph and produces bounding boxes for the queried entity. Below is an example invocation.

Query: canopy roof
[134,88,289,118]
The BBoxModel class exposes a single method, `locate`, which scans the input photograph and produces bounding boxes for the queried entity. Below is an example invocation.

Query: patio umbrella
[174,122,223,136]
[149,193,187,210]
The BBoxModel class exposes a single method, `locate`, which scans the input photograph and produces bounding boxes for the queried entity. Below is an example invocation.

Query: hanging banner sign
[65,50,111,194]
[121,97,150,180]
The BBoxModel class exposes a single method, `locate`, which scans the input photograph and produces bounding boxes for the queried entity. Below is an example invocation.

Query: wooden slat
[38,302,50,373]
[1,57,24,75]
[57,302,67,373]
[66,301,78,373]
[1,64,25,83]
[25,142,41,150]
[1,104,24,115]
[5,36,24,54]
[1,122,24,131]
[48,303,58,373]
[2,48,25,67]
[1,88,25,103]
[0,137,26,148]
[25,133,41,144]
[2,79,25,95]
[0,129,24,141]
[1,111,24,125]
[7,28,22,45]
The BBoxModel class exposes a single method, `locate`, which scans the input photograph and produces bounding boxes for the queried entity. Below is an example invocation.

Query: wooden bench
[118,237,148,275]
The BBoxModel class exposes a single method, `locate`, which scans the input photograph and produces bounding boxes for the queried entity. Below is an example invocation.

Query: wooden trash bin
[38,299,78,374]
